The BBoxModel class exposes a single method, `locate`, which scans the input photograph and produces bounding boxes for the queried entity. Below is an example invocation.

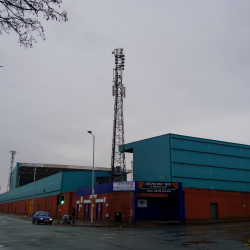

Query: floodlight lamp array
[112,49,125,70]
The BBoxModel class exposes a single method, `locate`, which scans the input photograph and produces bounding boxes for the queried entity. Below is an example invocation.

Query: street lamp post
[87,131,95,224]
[31,167,36,216]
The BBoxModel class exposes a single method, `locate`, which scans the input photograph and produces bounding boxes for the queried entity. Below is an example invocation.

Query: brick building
[1,133,250,222]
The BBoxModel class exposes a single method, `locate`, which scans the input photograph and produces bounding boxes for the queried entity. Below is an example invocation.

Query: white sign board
[113,181,135,191]
[84,200,91,204]
[137,199,147,207]
[28,163,43,167]
[95,199,104,203]
[89,194,97,198]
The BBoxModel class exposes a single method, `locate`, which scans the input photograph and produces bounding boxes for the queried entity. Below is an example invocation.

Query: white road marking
[0,222,6,224]
[0,245,4,247]
[0,226,34,228]
[219,224,241,227]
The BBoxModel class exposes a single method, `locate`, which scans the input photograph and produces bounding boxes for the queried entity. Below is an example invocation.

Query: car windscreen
[38,212,50,216]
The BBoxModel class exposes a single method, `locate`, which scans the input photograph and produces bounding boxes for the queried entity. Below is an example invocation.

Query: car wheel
[37,221,39,225]
[32,220,34,224]
[49,222,52,225]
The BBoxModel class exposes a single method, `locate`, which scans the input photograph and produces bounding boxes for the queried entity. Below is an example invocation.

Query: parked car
[33,211,52,225]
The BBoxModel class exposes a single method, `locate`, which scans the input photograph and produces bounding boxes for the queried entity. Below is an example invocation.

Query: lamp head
[87,131,92,134]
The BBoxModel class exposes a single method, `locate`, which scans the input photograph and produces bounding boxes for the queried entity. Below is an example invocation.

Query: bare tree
[0,0,68,48]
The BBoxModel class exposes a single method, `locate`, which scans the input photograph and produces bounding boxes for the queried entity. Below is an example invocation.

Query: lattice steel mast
[7,150,17,191]
[111,48,126,182]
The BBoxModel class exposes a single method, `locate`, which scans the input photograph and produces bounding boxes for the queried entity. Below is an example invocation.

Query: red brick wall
[0,195,59,217]
[3,188,250,221]
[74,192,135,221]
[184,188,250,220]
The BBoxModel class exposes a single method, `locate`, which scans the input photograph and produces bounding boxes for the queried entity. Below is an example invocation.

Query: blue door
[76,204,79,218]
[100,203,103,220]
[136,196,180,221]
[96,204,98,219]
[87,204,90,219]
[84,204,86,219]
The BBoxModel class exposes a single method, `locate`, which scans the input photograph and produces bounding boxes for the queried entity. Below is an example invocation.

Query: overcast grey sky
[1,0,250,193]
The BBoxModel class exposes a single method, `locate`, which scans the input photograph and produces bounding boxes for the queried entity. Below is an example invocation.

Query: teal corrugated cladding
[9,162,22,190]
[0,170,110,203]
[0,172,62,203]
[172,150,210,166]
[61,171,109,193]
[10,163,20,190]
[241,158,250,170]
[172,137,209,152]
[171,134,250,192]
[173,177,212,189]
[172,163,210,179]
[241,148,250,158]
[209,143,241,156]
[122,133,250,192]
[123,134,171,182]
[210,154,241,169]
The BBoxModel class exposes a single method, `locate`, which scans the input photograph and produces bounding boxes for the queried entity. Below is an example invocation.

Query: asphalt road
[0,214,249,249]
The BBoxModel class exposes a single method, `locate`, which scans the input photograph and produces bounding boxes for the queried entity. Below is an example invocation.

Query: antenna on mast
[110,48,126,182]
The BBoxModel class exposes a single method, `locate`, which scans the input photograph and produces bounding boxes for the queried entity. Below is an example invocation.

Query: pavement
[1,211,250,228]
[1,212,250,249]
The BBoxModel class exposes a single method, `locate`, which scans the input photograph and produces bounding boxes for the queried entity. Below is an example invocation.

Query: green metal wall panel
[10,163,20,190]
[0,170,110,204]
[211,180,244,192]
[61,170,109,193]
[172,177,212,189]
[172,163,211,179]
[172,138,209,152]
[0,172,62,203]
[122,134,171,182]
[211,168,243,182]
[172,149,210,166]
[210,154,241,168]
[123,133,250,193]
[171,134,250,192]
[241,148,250,158]
[209,143,241,157]
[241,158,250,170]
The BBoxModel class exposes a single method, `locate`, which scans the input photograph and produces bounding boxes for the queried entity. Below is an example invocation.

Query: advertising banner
[113,181,135,191]
[138,182,179,193]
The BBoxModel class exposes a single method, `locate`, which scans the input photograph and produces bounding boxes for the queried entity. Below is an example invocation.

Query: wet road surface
[0,214,249,249]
